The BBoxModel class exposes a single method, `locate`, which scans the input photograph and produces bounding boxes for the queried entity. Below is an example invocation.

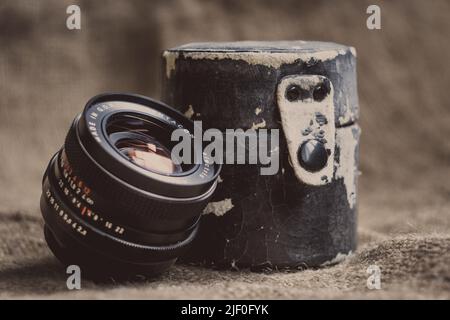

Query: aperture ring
[41,176,198,263]
[48,153,200,246]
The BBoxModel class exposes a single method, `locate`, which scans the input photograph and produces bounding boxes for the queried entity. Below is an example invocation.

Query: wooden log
[162,41,360,269]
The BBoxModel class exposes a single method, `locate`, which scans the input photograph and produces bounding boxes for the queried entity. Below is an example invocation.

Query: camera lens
[40,93,221,279]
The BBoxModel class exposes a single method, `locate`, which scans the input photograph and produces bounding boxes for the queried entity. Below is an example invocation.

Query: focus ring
[63,121,210,227]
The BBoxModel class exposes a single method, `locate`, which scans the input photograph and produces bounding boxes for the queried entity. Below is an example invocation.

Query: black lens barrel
[40,93,221,279]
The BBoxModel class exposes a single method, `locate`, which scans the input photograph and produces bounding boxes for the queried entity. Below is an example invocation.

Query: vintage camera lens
[40,93,221,279]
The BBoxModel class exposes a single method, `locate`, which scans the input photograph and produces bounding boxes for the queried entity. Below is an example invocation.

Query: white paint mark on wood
[177,49,350,69]
[184,105,194,119]
[251,119,266,129]
[335,125,360,209]
[163,51,178,78]
[203,198,234,217]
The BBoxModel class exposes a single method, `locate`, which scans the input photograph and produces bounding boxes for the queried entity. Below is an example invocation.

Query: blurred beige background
[0,0,449,299]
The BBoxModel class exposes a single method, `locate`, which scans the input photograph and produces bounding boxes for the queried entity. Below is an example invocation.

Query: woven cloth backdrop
[0,0,449,298]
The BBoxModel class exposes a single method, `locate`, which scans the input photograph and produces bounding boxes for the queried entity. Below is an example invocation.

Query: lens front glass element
[116,136,179,175]
[106,113,187,175]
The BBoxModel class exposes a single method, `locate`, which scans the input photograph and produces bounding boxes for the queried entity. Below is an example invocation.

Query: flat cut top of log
[164,41,358,127]
[168,40,354,54]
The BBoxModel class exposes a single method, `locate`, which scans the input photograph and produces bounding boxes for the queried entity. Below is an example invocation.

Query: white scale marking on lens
[46,189,88,236]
